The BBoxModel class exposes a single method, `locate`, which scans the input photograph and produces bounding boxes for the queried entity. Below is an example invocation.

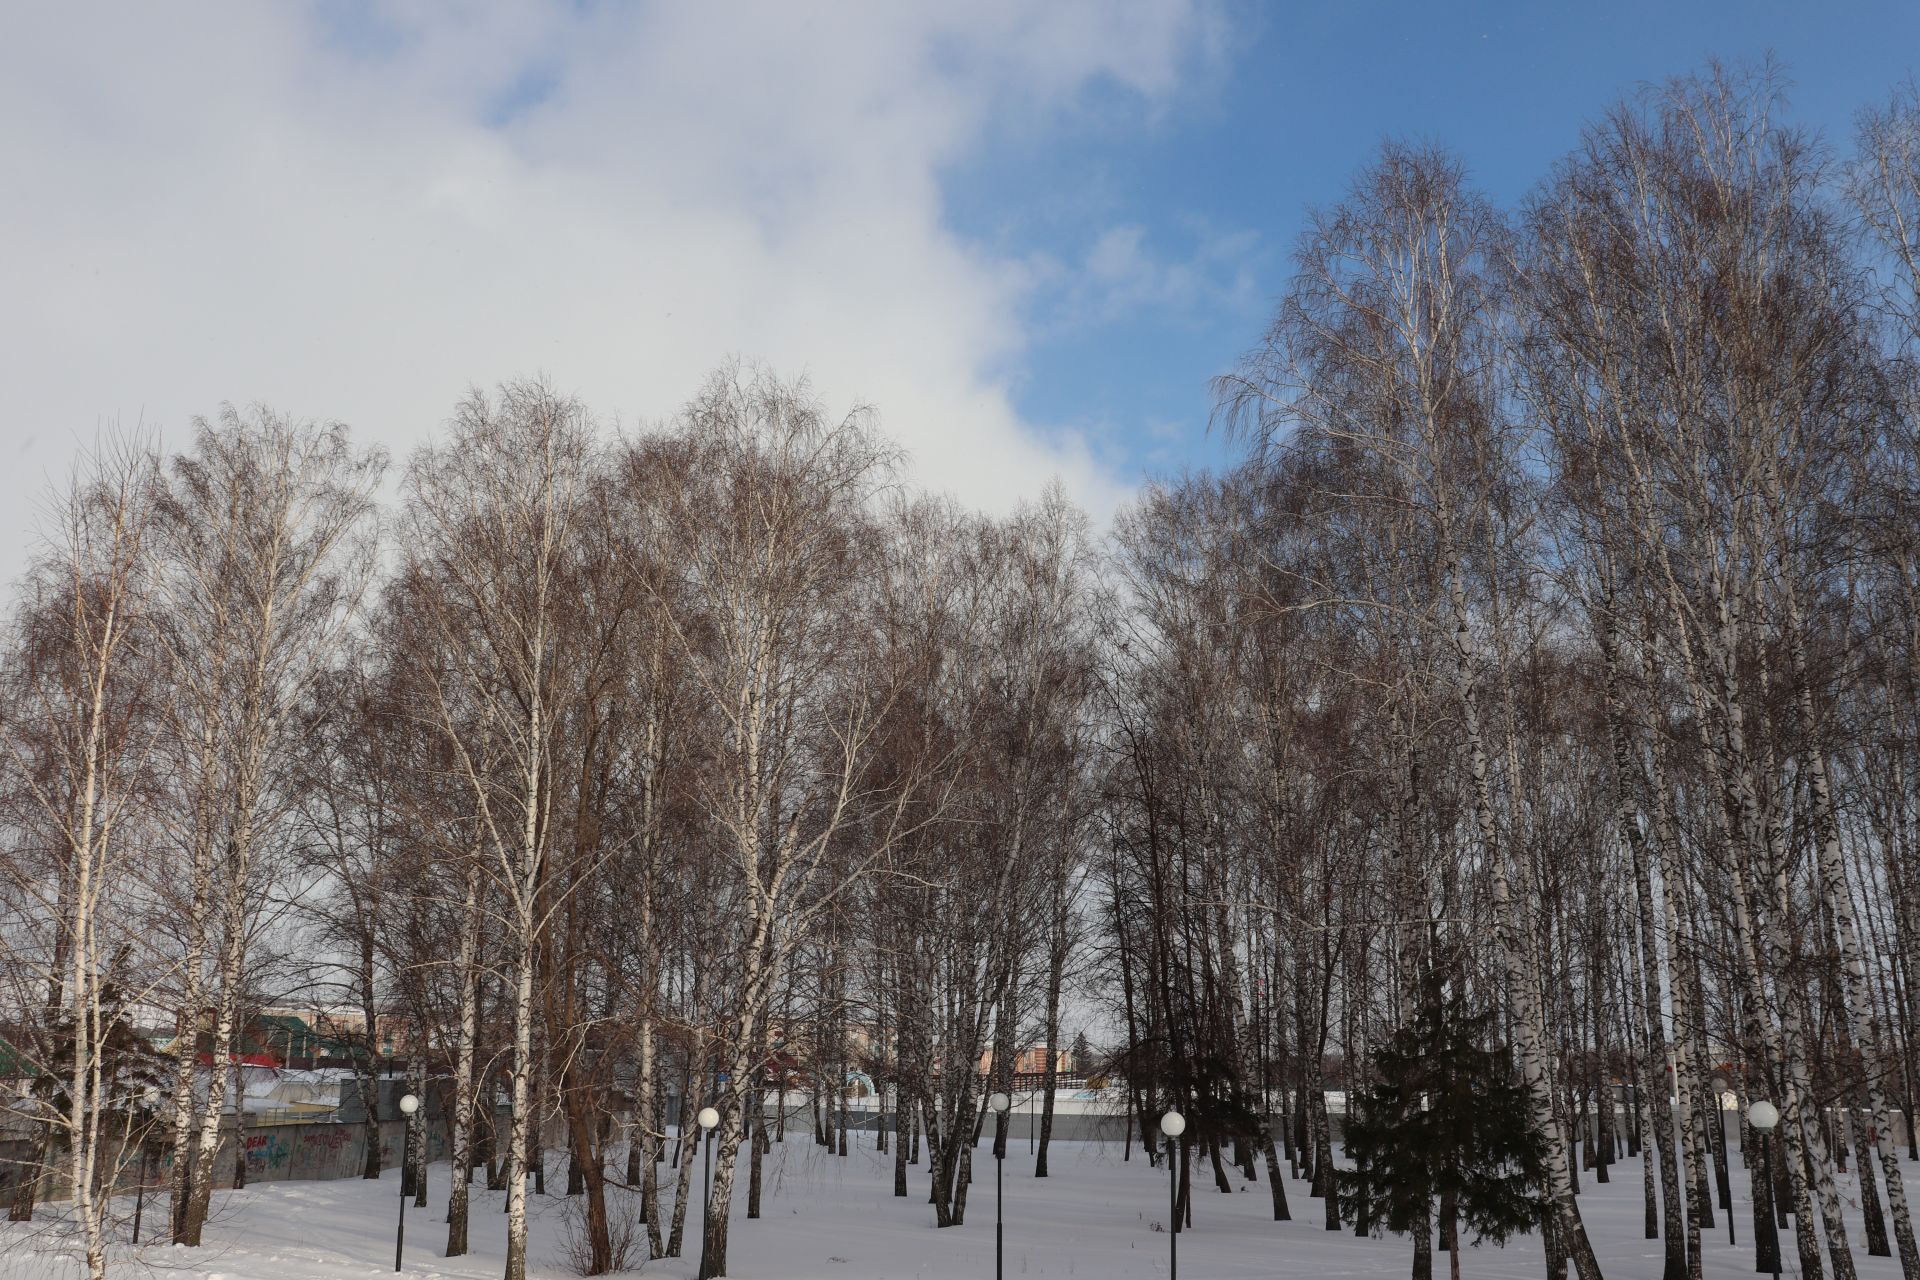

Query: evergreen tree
[1342,962,1546,1280]
[36,973,172,1119]
[21,969,172,1216]
[1069,1030,1094,1076]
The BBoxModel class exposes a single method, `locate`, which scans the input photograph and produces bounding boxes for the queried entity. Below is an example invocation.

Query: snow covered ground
[0,1133,1910,1279]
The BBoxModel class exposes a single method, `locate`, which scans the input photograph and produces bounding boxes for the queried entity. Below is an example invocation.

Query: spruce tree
[1069,1030,1094,1076]
[1342,963,1546,1280]
[36,975,172,1117]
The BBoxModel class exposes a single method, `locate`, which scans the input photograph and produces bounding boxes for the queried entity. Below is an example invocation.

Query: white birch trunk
[1445,563,1601,1280]
[1780,588,1920,1279]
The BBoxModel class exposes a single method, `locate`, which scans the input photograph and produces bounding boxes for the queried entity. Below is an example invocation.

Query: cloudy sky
[4,2,1917,574]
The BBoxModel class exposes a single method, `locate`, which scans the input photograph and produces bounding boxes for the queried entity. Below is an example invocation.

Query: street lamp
[1711,1076,1734,1244]
[696,1105,720,1280]
[989,1092,1011,1280]
[1160,1110,1186,1280]
[133,1085,160,1245]
[1748,1101,1781,1280]
[394,1092,420,1273]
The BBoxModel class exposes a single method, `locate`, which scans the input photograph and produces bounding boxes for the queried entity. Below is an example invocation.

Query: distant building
[158,1010,390,1070]
[259,1007,420,1059]
[978,1045,1073,1078]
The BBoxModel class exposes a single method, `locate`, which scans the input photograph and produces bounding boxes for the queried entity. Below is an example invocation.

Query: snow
[0,1134,1911,1279]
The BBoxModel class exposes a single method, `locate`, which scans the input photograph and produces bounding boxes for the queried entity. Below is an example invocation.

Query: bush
[559,1191,645,1274]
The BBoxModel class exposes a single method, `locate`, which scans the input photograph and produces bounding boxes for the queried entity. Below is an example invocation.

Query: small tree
[35,974,172,1134]
[1069,1030,1094,1076]
[1342,964,1545,1280]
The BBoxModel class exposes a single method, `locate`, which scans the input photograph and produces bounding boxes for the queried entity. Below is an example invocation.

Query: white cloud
[1056,221,1266,329]
[0,0,1217,574]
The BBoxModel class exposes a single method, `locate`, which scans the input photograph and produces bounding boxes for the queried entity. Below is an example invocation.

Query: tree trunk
[1261,1125,1291,1221]
[1449,565,1600,1280]
[1853,1108,1892,1258]
[700,1108,750,1278]
[666,1080,699,1256]
[1601,606,1687,1279]
[409,1052,428,1209]
[181,875,251,1247]
[446,859,481,1257]
[1782,591,1920,1279]
[1036,878,1068,1178]
[564,1100,612,1273]
[748,1089,767,1218]
[503,922,537,1280]
[637,1005,662,1259]
[1411,1193,1432,1280]
[893,1084,910,1197]
[1318,1090,1339,1231]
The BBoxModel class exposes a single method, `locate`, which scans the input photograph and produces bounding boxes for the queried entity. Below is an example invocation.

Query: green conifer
[1342,960,1546,1280]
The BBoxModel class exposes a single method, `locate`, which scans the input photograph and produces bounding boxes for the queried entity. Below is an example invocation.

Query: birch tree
[650,364,945,1277]
[399,379,593,1280]
[155,408,382,1246]
[0,438,163,1278]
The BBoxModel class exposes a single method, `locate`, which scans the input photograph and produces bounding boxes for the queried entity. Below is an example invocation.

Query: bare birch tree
[154,408,382,1246]
[399,378,593,1280]
[0,437,164,1278]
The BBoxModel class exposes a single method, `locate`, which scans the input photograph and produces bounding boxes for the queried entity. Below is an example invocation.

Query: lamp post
[1711,1077,1735,1246]
[696,1105,720,1280]
[394,1092,420,1272]
[1160,1110,1186,1280]
[132,1085,159,1245]
[989,1091,1011,1280]
[1748,1101,1780,1280]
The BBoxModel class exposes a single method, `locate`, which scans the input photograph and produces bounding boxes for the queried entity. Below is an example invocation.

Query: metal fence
[4,1099,1912,1205]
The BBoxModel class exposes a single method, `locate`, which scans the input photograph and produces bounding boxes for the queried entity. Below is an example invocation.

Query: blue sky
[3,2,1916,573]
[954,0,1920,482]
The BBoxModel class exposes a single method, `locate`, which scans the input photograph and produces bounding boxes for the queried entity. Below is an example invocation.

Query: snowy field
[0,1134,1910,1280]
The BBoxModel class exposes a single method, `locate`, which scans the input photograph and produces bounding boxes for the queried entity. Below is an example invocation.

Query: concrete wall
[226,1116,453,1184]
[0,1116,457,1205]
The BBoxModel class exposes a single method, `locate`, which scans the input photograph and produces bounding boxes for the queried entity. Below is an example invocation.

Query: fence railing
[3,1097,1911,1206]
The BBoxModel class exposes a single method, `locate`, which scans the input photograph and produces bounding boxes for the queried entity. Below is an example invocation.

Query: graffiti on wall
[301,1127,350,1153]
[243,1131,290,1173]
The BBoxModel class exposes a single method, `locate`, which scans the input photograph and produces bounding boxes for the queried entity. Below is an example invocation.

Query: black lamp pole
[1711,1078,1734,1248]
[696,1105,719,1280]
[394,1093,419,1273]
[997,1138,1005,1280]
[1168,1132,1178,1280]
[1748,1100,1781,1280]
[1761,1138,1779,1280]
[988,1090,1011,1280]
[1160,1110,1185,1280]
[132,1142,153,1244]
[132,1087,159,1245]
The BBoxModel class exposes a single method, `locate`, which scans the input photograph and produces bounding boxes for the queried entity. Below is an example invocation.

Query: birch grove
[4,57,1920,1280]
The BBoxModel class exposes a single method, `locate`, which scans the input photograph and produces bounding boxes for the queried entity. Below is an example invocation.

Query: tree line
[2,59,1919,1280]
